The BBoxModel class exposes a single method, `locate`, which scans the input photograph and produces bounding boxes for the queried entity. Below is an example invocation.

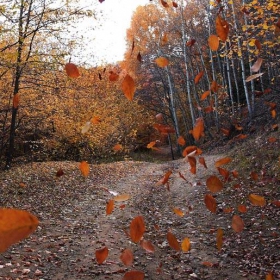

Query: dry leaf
[238,205,247,213]
[251,58,263,73]
[65,63,80,78]
[167,231,180,251]
[155,57,169,67]
[177,136,186,146]
[216,228,223,251]
[13,94,20,109]
[206,175,223,192]
[204,194,217,213]
[192,117,204,141]
[79,161,89,177]
[216,15,229,42]
[181,237,191,252]
[130,216,145,243]
[95,246,109,264]
[123,270,144,280]
[201,90,211,101]
[120,248,134,266]
[208,34,220,51]
[173,208,184,217]
[215,157,232,167]
[249,194,266,207]
[194,71,204,84]
[245,73,264,82]
[140,239,155,253]
[81,121,91,134]
[106,199,114,215]
[0,208,39,253]
[232,215,244,233]
[114,194,131,202]
[122,74,135,101]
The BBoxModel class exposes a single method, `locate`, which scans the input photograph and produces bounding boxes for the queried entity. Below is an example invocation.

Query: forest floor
[0,127,279,280]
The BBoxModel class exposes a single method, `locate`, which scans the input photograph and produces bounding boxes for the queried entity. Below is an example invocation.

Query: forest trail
[0,152,279,279]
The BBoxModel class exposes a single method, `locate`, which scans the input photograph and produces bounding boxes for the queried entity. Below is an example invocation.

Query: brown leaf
[130,216,145,243]
[216,15,229,42]
[182,146,202,157]
[56,168,64,177]
[95,246,109,264]
[140,239,155,253]
[167,231,180,251]
[206,175,223,193]
[245,73,264,82]
[109,71,119,81]
[181,237,191,252]
[0,208,39,253]
[194,71,204,84]
[114,194,131,202]
[123,270,144,280]
[160,0,169,8]
[201,90,211,101]
[13,94,20,109]
[188,156,196,174]
[106,199,114,215]
[238,205,247,213]
[249,194,266,207]
[251,58,263,73]
[79,161,90,177]
[173,208,184,217]
[192,117,204,141]
[232,215,244,233]
[204,194,217,213]
[266,272,274,280]
[120,248,134,266]
[208,34,220,51]
[199,157,207,168]
[215,157,232,167]
[65,63,80,78]
[216,228,223,251]
[122,74,136,101]
[137,52,142,63]
[156,170,172,186]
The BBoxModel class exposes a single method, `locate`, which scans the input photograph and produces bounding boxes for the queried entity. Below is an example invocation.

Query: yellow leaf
[181,237,191,252]
[0,208,39,253]
[79,161,90,177]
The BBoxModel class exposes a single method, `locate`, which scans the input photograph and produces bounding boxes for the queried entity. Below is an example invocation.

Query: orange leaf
[204,194,217,213]
[122,74,135,101]
[202,261,214,267]
[181,237,191,252]
[173,208,184,217]
[156,170,172,186]
[216,228,223,251]
[106,199,114,215]
[249,194,266,207]
[114,194,131,202]
[245,73,264,82]
[79,161,89,177]
[250,171,258,181]
[210,80,219,92]
[95,246,109,264]
[91,116,101,124]
[155,57,169,67]
[123,270,144,280]
[120,248,134,266]
[223,207,233,213]
[208,34,220,51]
[188,156,196,174]
[251,58,263,73]
[266,272,274,280]
[199,157,207,168]
[113,143,123,151]
[167,231,180,251]
[216,15,229,42]
[271,109,276,119]
[217,167,230,181]
[147,141,159,150]
[201,90,211,101]
[109,71,119,81]
[0,208,39,253]
[232,170,239,178]
[182,146,202,157]
[140,239,155,253]
[65,63,80,78]
[192,117,204,141]
[194,71,204,84]
[13,94,20,109]
[177,136,186,146]
[221,128,230,137]
[215,157,232,167]
[232,215,244,233]
[130,216,145,243]
[206,175,223,193]
[153,124,175,134]
[238,205,247,213]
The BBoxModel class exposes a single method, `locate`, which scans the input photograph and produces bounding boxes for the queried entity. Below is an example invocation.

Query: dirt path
[0,153,279,279]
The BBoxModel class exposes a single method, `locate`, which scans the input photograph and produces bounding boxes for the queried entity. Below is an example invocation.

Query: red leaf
[120,248,133,266]
[95,246,109,264]
[130,216,145,243]
[65,63,80,78]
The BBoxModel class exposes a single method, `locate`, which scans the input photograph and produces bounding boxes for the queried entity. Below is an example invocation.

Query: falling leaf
[206,175,223,192]
[140,239,155,253]
[130,39,135,56]
[182,146,202,157]
[123,270,144,280]
[120,248,134,266]
[106,199,114,215]
[91,116,101,124]
[194,71,204,84]
[223,207,233,213]
[114,194,131,202]
[192,118,204,141]
[249,194,266,207]
[215,157,232,167]
[137,52,142,62]
[238,205,247,213]
[216,15,229,42]
[147,141,159,150]
[181,237,191,252]
[186,39,196,46]
[232,215,244,233]
[250,171,258,181]
[251,58,263,73]
[56,168,64,177]
[122,74,136,101]
[172,1,178,8]
[153,124,175,134]
[210,80,219,92]
[201,90,211,101]
[81,121,91,134]
[161,33,168,44]
[208,34,220,51]
[161,0,169,7]
[98,73,102,80]
[79,161,89,177]
[199,157,207,168]
[216,228,223,251]
[217,167,230,181]
[177,136,186,146]
[130,216,145,243]
[113,143,123,151]
[173,208,184,217]
[13,94,20,109]
[65,63,80,78]
[266,272,274,280]
[204,194,217,213]
[95,246,109,264]
[109,71,119,81]
[167,231,180,251]
[245,73,264,82]
[156,170,172,186]
[155,57,169,67]
[272,201,280,207]
[0,208,39,253]
[188,156,196,174]
[255,39,262,50]
[202,261,214,267]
